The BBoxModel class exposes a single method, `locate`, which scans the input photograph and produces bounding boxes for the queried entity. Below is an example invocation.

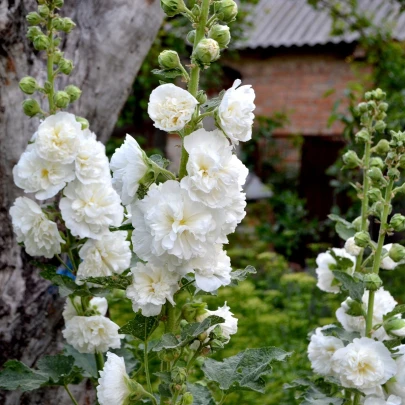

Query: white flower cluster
[62,297,123,354]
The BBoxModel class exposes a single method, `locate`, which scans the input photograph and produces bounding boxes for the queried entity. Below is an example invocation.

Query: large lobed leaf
[119,313,160,342]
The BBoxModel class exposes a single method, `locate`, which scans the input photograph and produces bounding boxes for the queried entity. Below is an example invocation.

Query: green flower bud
[363,273,383,291]
[54,0,64,8]
[186,30,196,45]
[158,50,181,69]
[181,392,194,405]
[374,120,386,133]
[43,81,52,94]
[373,139,390,155]
[191,4,200,17]
[369,157,384,170]
[364,91,372,101]
[171,367,187,385]
[390,130,405,147]
[342,150,362,169]
[54,91,70,108]
[355,128,370,143]
[159,348,180,362]
[182,302,206,323]
[58,58,74,75]
[390,213,405,232]
[345,299,364,316]
[367,188,382,203]
[196,90,207,104]
[19,76,38,95]
[370,201,384,219]
[210,339,224,350]
[22,98,41,117]
[194,38,220,65]
[75,116,89,130]
[160,0,186,17]
[352,216,369,232]
[179,319,188,329]
[38,5,50,18]
[378,102,389,112]
[26,26,42,41]
[208,24,231,49]
[61,18,76,33]
[64,85,82,102]
[388,244,405,263]
[354,231,370,248]
[26,12,42,26]
[367,166,387,185]
[357,102,368,113]
[215,0,238,23]
[33,34,50,51]
[52,17,65,31]
[385,318,405,336]
[373,88,386,101]
[388,167,400,181]
[53,50,63,64]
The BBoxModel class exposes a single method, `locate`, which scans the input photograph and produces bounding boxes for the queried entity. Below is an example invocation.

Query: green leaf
[152,333,180,351]
[150,154,170,169]
[64,345,98,379]
[36,355,76,385]
[230,265,256,286]
[119,313,160,341]
[201,90,225,112]
[0,360,48,391]
[202,347,291,393]
[84,274,132,290]
[320,324,361,343]
[152,68,183,80]
[384,304,405,320]
[328,214,356,240]
[332,270,364,301]
[187,383,216,405]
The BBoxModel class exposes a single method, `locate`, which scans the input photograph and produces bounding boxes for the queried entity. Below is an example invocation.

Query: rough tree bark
[0,1,164,403]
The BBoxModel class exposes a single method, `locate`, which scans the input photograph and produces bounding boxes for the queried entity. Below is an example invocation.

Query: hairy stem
[353,393,361,405]
[95,351,104,378]
[46,16,55,114]
[64,385,79,405]
[144,339,153,394]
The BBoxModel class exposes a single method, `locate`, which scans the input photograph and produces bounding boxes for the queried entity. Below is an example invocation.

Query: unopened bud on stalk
[191,4,201,17]
[26,26,42,41]
[54,0,64,8]
[355,128,370,143]
[186,30,196,45]
[367,188,382,202]
[158,50,181,69]
[388,244,405,263]
[368,167,387,186]
[373,139,390,155]
[385,318,405,337]
[352,216,369,231]
[19,77,38,95]
[215,0,238,23]
[369,157,384,170]
[378,102,389,112]
[345,299,364,316]
[22,99,41,117]
[160,0,186,17]
[58,58,74,75]
[209,24,231,49]
[363,273,383,291]
[54,91,70,108]
[342,150,362,169]
[354,231,370,248]
[61,18,76,33]
[38,5,49,18]
[390,214,405,232]
[26,12,42,25]
[52,17,65,31]
[53,50,63,64]
[357,102,368,113]
[76,116,89,130]
[65,85,82,102]
[196,90,207,104]
[181,392,194,405]
[388,168,400,181]
[194,38,220,65]
[374,120,387,133]
[390,130,405,147]
[33,34,50,51]
[374,88,386,100]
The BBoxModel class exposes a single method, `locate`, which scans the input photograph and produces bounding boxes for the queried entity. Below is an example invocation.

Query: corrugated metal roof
[238,0,405,49]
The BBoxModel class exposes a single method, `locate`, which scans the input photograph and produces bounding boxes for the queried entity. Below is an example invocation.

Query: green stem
[165,302,176,333]
[144,339,153,394]
[64,385,79,405]
[365,178,394,336]
[172,390,180,405]
[55,254,69,271]
[95,351,104,378]
[218,393,228,405]
[353,393,361,405]
[178,146,189,180]
[46,17,55,114]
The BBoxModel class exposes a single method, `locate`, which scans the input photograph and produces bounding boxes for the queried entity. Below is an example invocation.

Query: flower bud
[61,18,76,33]
[52,17,65,31]
[363,273,383,291]
[58,58,74,75]
[373,139,390,155]
[342,150,362,169]
[160,0,186,17]
[345,299,364,316]
[367,167,387,186]
[53,50,63,64]
[215,0,238,23]
[369,157,384,170]
[390,130,405,147]
[370,201,384,219]
[171,367,187,385]
[196,90,207,104]
[43,81,52,94]
[26,12,42,26]
[186,30,196,45]
[367,188,382,203]
[367,100,377,111]
[54,0,64,8]
[53,37,61,47]
[355,128,370,143]
[373,88,386,101]
[22,99,41,117]
[54,91,70,108]
[354,231,370,248]
[374,120,386,133]
[390,214,405,232]
[352,216,368,231]
[385,318,405,337]
[26,26,42,41]
[344,237,362,256]
[76,116,89,130]
[191,4,200,17]
[194,38,220,65]
[64,85,82,102]
[33,34,50,51]
[181,392,194,405]
[38,5,50,18]
[357,102,368,113]
[158,50,181,69]
[378,102,389,112]
[388,244,405,263]
[208,24,231,49]
[365,91,372,101]
[210,339,225,350]
[158,348,180,362]
[388,168,400,181]
[19,77,38,95]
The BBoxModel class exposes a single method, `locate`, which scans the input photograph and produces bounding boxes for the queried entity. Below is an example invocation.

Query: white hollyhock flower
[131,180,221,262]
[63,296,108,321]
[9,197,64,258]
[60,180,123,240]
[35,112,83,163]
[148,83,198,132]
[381,244,405,270]
[218,79,255,145]
[110,134,149,205]
[75,135,111,185]
[387,345,405,401]
[180,128,248,208]
[190,245,232,292]
[13,147,75,200]
[63,315,123,353]
[364,395,402,405]
[307,325,344,376]
[204,303,238,342]
[76,231,131,285]
[345,237,362,256]
[336,288,397,341]
[126,262,180,317]
[315,248,356,294]
[97,352,132,405]
[331,337,397,392]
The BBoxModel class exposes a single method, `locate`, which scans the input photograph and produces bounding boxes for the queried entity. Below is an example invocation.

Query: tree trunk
[0,1,163,403]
